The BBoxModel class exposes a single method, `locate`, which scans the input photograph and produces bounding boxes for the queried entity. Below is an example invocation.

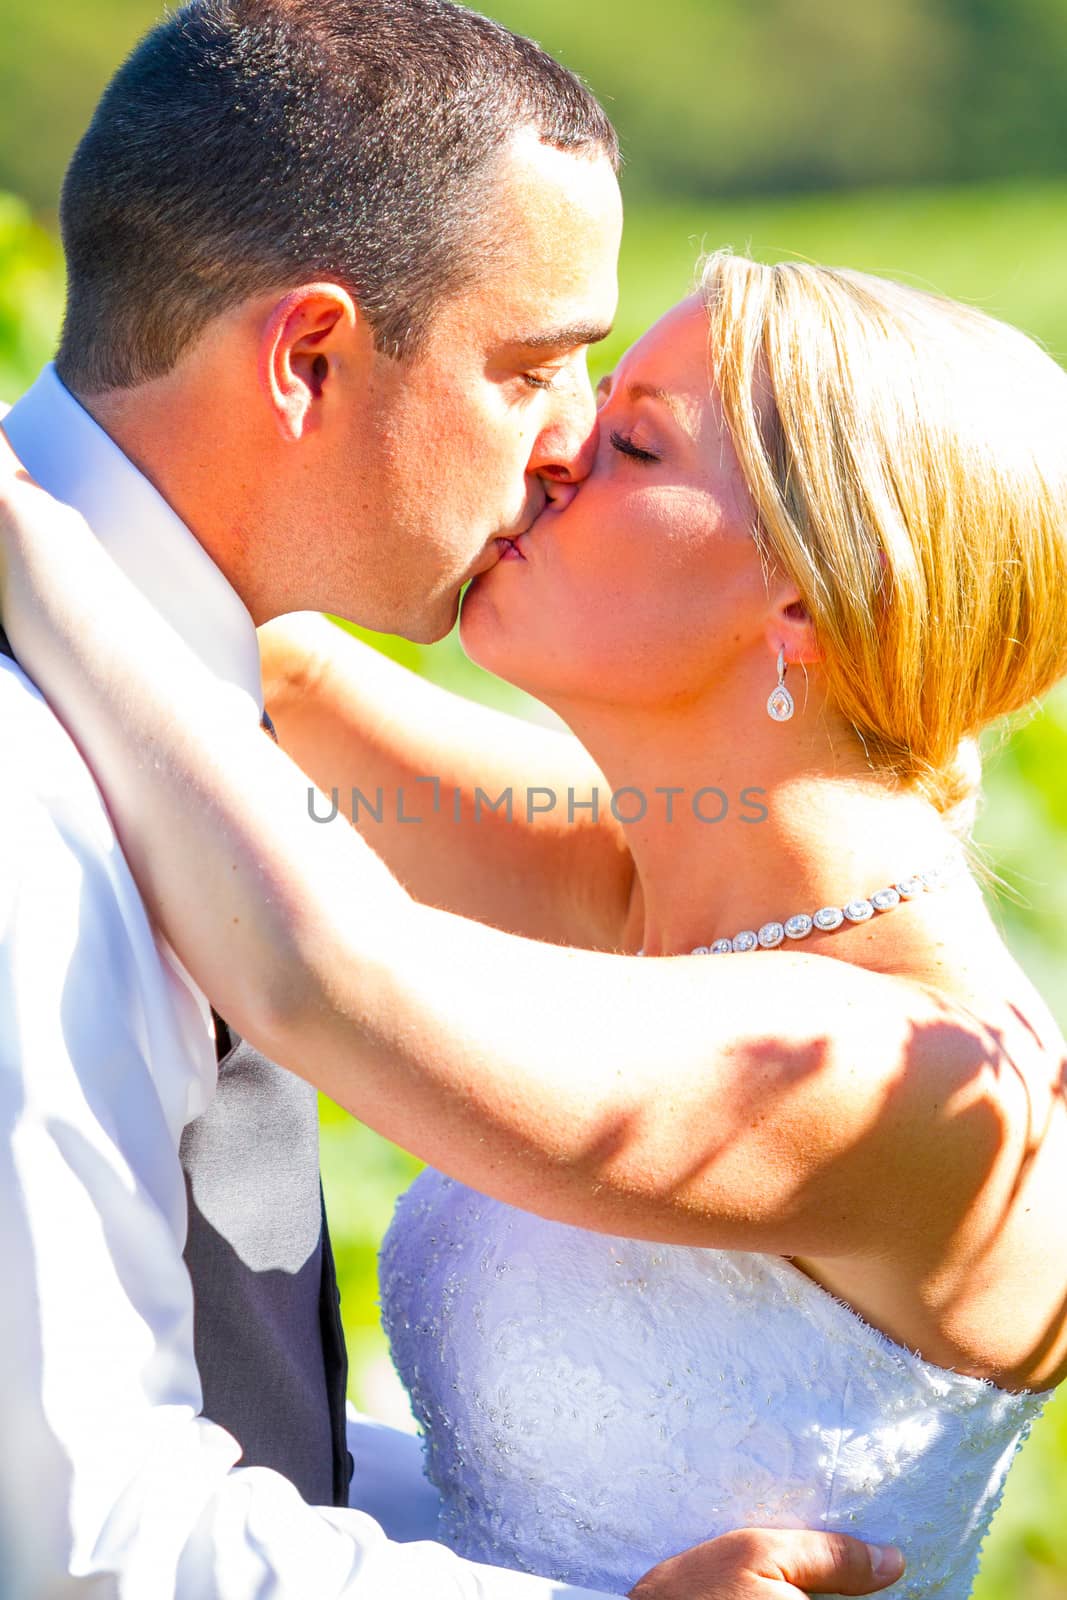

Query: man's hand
[629,1528,904,1599]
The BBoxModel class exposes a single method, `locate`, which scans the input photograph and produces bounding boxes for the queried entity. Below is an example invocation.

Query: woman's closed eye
[610,429,661,464]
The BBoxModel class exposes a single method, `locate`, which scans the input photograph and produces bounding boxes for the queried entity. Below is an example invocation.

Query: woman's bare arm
[0,453,1003,1267]
[259,613,633,945]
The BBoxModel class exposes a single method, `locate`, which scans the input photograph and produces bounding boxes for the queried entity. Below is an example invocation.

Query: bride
[3,250,1067,1599]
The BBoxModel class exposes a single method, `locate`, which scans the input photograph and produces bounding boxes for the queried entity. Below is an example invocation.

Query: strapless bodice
[381,1170,1047,1597]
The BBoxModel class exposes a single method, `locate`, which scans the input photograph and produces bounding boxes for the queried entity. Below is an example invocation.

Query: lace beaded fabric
[380,1171,1049,1598]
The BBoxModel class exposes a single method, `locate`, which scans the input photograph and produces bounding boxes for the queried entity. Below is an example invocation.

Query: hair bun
[933,737,983,837]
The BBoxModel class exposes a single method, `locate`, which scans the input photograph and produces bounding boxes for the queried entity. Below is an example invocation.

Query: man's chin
[326,585,460,647]
[402,588,462,646]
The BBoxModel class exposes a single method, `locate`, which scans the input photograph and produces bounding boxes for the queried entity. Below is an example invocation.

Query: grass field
[3,177,1066,1596]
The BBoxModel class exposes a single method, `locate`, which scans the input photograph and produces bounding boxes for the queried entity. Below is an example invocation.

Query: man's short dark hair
[55,0,619,392]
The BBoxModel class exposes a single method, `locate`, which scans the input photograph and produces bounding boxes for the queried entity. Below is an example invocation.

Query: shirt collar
[4,364,263,713]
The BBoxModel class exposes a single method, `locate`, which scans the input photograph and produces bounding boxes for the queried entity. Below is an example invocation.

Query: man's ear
[259,284,360,442]
[765,591,821,668]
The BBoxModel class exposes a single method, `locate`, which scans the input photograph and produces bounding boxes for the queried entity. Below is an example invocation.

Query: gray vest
[0,625,351,1507]
[181,1016,351,1506]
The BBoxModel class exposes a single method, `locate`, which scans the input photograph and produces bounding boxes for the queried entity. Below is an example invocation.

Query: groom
[0,2,902,1596]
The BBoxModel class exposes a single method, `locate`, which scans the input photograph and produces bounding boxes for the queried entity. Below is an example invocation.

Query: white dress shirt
[0,366,620,1600]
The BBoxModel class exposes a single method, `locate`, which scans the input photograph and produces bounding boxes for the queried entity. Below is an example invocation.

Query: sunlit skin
[0,116,925,1592]
[442,298,1067,1391]
[3,299,1067,1397]
[12,290,1059,1392]
[460,295,953,959]
[78,127,623,639]
[0,124,925,1593]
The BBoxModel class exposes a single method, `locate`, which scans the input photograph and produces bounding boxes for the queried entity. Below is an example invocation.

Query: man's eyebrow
[511,321,614,352]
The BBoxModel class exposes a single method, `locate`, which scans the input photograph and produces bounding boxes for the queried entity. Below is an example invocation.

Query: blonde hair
[700,250,1067,820]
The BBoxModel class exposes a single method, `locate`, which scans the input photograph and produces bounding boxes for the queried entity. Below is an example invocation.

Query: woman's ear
[259,283,360,443]
[765,592,820,667]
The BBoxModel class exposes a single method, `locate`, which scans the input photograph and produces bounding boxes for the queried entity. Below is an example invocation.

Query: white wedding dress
[380,1170,1049,1598]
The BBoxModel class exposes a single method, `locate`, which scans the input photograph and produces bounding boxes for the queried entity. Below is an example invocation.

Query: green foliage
[0,197,63,396]
[604,181,1067,367]
[6,0,1067,212]
[973,1385,1067,1598]
[319,1095,423,1383]
[0,0,154,219]
[979,692,1067,1023]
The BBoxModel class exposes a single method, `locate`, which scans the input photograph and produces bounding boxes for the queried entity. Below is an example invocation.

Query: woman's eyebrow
[624,380,688,423]
[599,375,693,432]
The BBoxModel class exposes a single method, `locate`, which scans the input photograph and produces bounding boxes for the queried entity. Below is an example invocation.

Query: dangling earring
[766,648,795,722]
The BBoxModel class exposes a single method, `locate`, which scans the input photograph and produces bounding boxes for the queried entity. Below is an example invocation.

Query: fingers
[739,1527,905,1595]
[628,1527,905,1600]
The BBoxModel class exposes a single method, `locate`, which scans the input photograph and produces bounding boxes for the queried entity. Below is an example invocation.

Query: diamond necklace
[636,858,960,957]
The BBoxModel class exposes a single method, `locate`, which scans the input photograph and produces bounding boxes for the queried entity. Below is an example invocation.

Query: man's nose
[528,379,600,488]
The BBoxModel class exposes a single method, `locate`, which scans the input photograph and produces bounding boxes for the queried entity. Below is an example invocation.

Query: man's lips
[467,538,514,578]
[500,512,544,562]
[469,525,534,577]
[470,483,570,576]
[497,532,528,562]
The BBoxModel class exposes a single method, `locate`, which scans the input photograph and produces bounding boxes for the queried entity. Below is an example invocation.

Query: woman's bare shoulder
[797,933,1067,1391]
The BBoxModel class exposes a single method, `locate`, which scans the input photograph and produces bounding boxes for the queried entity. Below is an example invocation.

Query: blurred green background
[2,1,1066,1593]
